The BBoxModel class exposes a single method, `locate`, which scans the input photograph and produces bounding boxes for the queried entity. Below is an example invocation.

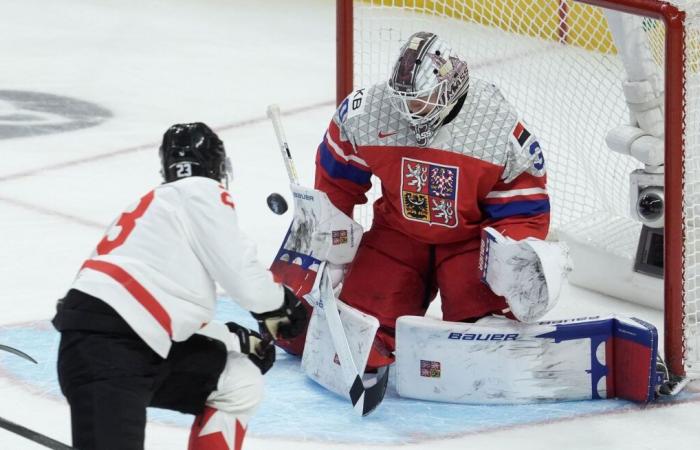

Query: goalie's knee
[206,352,264,417]
[366,330,396,371]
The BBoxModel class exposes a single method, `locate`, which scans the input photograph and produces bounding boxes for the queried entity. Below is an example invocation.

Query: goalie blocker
[269,184,363,354]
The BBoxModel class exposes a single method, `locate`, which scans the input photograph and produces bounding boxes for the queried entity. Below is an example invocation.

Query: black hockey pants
[53,290,227,450]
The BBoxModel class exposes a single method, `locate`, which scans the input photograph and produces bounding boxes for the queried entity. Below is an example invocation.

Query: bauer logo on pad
[400,157,459,227]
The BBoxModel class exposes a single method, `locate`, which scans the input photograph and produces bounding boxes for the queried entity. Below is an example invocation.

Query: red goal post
[336,0,700,379]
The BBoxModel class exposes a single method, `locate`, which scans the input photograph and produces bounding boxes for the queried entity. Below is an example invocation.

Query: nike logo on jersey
[378,130,398,139]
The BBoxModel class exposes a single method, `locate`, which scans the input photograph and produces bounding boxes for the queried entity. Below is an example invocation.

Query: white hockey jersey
[71,177,284,357]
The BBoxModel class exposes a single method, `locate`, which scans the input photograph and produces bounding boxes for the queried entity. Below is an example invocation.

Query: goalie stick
[318,264,389,415]
[266,104,389,416]
[267,104,300,185]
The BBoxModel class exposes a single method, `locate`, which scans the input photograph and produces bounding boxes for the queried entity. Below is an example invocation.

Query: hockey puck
[266,193,288,215]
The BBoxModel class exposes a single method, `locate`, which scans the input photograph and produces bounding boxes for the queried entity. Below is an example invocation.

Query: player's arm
[478,123,570,322]
[479,122,549,240]
[180,180,306,337]
[314,95,373,218]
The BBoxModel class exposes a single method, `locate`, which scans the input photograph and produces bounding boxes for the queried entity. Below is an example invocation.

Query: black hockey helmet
[159,122,231,184]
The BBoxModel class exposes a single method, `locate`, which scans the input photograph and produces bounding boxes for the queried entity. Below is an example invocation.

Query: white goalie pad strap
[395,315,659,404]
[286,184,363,265]
[301,297,379,399]
[480,227,571,322]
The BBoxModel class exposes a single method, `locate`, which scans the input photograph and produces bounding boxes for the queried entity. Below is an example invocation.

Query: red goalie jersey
[315,79,550,242]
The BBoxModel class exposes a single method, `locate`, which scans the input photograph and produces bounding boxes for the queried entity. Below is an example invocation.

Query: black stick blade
[350,375,365,406]
[0,344,37,364]
[361,366,389,416]
[349,366,390,417]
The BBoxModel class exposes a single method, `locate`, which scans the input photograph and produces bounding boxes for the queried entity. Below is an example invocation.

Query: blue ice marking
[0,300,695,445]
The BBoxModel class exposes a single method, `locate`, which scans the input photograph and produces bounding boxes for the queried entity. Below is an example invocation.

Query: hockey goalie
[270,31,667,408]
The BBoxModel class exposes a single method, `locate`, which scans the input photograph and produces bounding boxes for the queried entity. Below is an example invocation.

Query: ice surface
[0,1,699,449]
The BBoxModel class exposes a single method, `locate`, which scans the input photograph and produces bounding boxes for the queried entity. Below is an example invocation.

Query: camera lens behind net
[636,186,664,227]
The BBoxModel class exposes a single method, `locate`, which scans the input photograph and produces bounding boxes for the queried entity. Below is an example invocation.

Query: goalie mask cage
[336,0,700,379]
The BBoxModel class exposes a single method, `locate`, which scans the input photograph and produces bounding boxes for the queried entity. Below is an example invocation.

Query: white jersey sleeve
[71,177,283,358]
[178,180,284,314]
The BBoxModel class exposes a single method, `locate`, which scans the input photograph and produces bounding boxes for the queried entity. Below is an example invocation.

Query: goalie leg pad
[301,298,379,399]
[395,314,658,404]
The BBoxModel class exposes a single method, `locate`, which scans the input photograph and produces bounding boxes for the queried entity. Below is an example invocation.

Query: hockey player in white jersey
[52,122,306,450]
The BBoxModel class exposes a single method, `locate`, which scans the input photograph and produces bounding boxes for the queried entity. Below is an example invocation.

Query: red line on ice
[0,100,333,227]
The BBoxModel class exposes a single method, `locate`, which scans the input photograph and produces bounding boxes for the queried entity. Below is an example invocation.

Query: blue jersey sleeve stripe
[482,199,550,219]
[319,141,372,185]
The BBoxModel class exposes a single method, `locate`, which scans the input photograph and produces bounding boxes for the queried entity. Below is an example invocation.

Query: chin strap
[413,122,433,147]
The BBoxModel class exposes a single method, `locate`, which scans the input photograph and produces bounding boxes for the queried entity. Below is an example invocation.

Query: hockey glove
[480,227,570,322]
[251,287,307,341]
[226,322,275,374]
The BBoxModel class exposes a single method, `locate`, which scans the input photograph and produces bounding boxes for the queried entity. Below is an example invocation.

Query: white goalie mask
[388,32,470,146]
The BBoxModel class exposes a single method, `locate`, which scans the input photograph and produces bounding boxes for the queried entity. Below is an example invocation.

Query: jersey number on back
[96,191,155,255]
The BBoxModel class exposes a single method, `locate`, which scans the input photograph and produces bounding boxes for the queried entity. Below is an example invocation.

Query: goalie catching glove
[252,286,308,341]
[479,227,571,322]
[226,322,276,374]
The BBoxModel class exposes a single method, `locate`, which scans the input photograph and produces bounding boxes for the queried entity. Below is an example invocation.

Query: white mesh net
[681,2,700,375]
[350,0,700,376]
